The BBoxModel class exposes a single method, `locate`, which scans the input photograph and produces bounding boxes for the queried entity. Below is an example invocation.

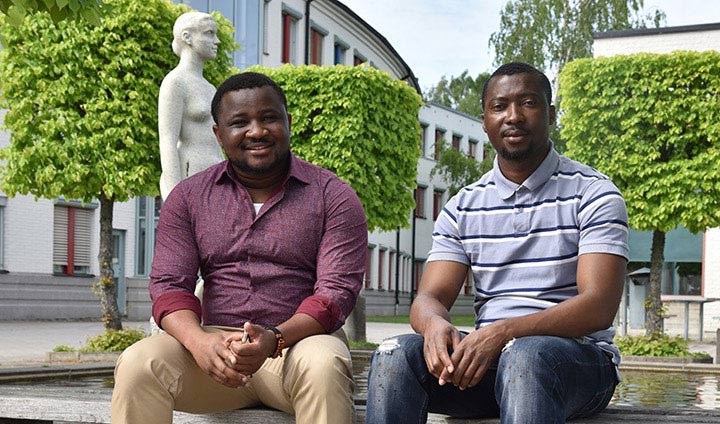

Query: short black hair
[481,62,552,109]
[211,72,288,123]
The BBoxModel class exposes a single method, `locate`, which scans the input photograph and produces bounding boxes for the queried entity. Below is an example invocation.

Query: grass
[367,314,476,327]
[349,340,379,350]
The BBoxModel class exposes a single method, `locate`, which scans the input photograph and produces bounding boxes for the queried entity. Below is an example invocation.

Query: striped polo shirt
[429,146,628,363]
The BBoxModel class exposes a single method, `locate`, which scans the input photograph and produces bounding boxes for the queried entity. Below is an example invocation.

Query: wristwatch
[266,326,285,358]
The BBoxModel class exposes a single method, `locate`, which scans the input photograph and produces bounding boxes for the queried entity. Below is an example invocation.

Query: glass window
[452,134,462,150]
[365,245,373,289]
[433,190,444,221]
[434,129,445,160]
[135,196,162,276]
[310,28,324,65]
[415,186,426,219]
[282,12,298,64]
[468,139,478,159]
[53,205,93,275]
[334,42,347,65]
[420,124,428,157]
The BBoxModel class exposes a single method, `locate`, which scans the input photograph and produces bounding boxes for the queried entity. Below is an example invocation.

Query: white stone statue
[154,12,224,333]
[158,11,225,200]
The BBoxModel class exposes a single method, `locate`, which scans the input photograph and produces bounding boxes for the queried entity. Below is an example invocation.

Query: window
[388,251,395,292]
[334,39,348,65]
[365,245,373,289]
[663,262,702,296]
[53,203,94,275]
[136,196,161,276]
[353,51,366,66]
[452,134,462,150]
[281,12,299,64]
[468,139,478,159]
[415,186,426,219]
[378,248,386,290]
[309,27,324,65]
[0,196,6,271]
[420,123,428,157]
[262,0,271,55]
[433,190,444,221]
[434,128,445,160]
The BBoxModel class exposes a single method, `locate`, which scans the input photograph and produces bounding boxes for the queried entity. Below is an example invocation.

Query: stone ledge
[45,351,120,364]
[623,355,713,364]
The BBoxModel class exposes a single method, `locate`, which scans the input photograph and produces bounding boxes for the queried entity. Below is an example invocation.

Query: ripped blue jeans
[365,334,617,424]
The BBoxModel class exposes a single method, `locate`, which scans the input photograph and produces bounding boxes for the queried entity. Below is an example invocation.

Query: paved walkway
[0,320,715,368]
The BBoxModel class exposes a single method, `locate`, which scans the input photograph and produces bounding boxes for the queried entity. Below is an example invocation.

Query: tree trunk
[645,229,666,336]
[97,195,122,330]
[343,294,366,342]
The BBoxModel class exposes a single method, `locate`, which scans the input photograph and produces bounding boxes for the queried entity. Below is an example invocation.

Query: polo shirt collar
[493,142,560,200]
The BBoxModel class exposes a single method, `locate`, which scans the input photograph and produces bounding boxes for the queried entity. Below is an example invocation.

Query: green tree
[489,0,664,84]
[0,0,237,330]
[426,70,490,118]
[430,140,492,197]
[250,65,424,232]
[0,0,106,25]
[489,0,664,153]
[559,52,720,336]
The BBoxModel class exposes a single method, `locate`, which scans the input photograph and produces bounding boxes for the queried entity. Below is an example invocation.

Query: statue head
[171,12,219,60]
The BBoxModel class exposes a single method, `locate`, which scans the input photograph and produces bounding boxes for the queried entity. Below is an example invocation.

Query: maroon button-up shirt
[149,154,367,332]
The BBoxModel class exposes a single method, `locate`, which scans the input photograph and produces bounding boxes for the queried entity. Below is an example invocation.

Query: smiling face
[213,86,291,178]
[481,73,556,167]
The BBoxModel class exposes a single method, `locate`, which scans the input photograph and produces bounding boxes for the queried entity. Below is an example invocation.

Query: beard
[230,148,291,175]
[498,144,535,161]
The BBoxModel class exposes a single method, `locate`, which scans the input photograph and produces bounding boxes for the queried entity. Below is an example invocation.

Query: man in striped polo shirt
[366,62,629,424]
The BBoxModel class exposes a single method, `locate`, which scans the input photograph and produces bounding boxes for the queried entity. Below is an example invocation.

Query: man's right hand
[184,330,250,388]
[422,315,461,385]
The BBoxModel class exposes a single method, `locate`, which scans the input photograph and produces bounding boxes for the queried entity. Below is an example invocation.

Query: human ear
[181,30,192,46]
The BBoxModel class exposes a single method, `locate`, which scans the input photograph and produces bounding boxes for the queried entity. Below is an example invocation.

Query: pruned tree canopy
[250,65,424,231]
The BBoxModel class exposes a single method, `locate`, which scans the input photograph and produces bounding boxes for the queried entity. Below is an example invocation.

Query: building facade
[593,22,720,340]
[0,0,485,320]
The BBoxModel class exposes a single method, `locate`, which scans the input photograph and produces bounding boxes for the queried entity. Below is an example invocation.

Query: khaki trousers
[110,327,354,424]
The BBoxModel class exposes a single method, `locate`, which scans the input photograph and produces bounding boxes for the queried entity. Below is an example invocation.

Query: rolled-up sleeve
[149,185,203,327]
[296,180,367,332]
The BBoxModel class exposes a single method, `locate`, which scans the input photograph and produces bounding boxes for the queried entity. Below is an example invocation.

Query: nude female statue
[158,11,225,200]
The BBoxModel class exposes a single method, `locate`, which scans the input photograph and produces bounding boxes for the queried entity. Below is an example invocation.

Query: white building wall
[3,196,54,274]
[594,27,720,58]
[593,23,720,339]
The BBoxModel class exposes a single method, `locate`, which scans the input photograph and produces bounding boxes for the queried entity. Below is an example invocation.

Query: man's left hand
[440,322,510,390]
[224,322,277,375]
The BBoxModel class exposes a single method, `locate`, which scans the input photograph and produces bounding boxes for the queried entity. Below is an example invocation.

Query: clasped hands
[193,322,275,389]
[422,317,508,391]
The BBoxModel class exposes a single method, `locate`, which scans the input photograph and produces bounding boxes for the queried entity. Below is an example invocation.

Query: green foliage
[0,0,106,26]
[52,344,76,352]
[560,52,720,234]
[430,140,485,197]
[0,0,237,204]
[349,340,379,350]
[249,65,424,231]
[0,0,238,330]
[615,333,710,358]
[80,327,147,352]
[489,0,664,79]
[426,70,490,118]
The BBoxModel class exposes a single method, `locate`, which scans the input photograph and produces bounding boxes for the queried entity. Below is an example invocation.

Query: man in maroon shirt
[111,72,368,424]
